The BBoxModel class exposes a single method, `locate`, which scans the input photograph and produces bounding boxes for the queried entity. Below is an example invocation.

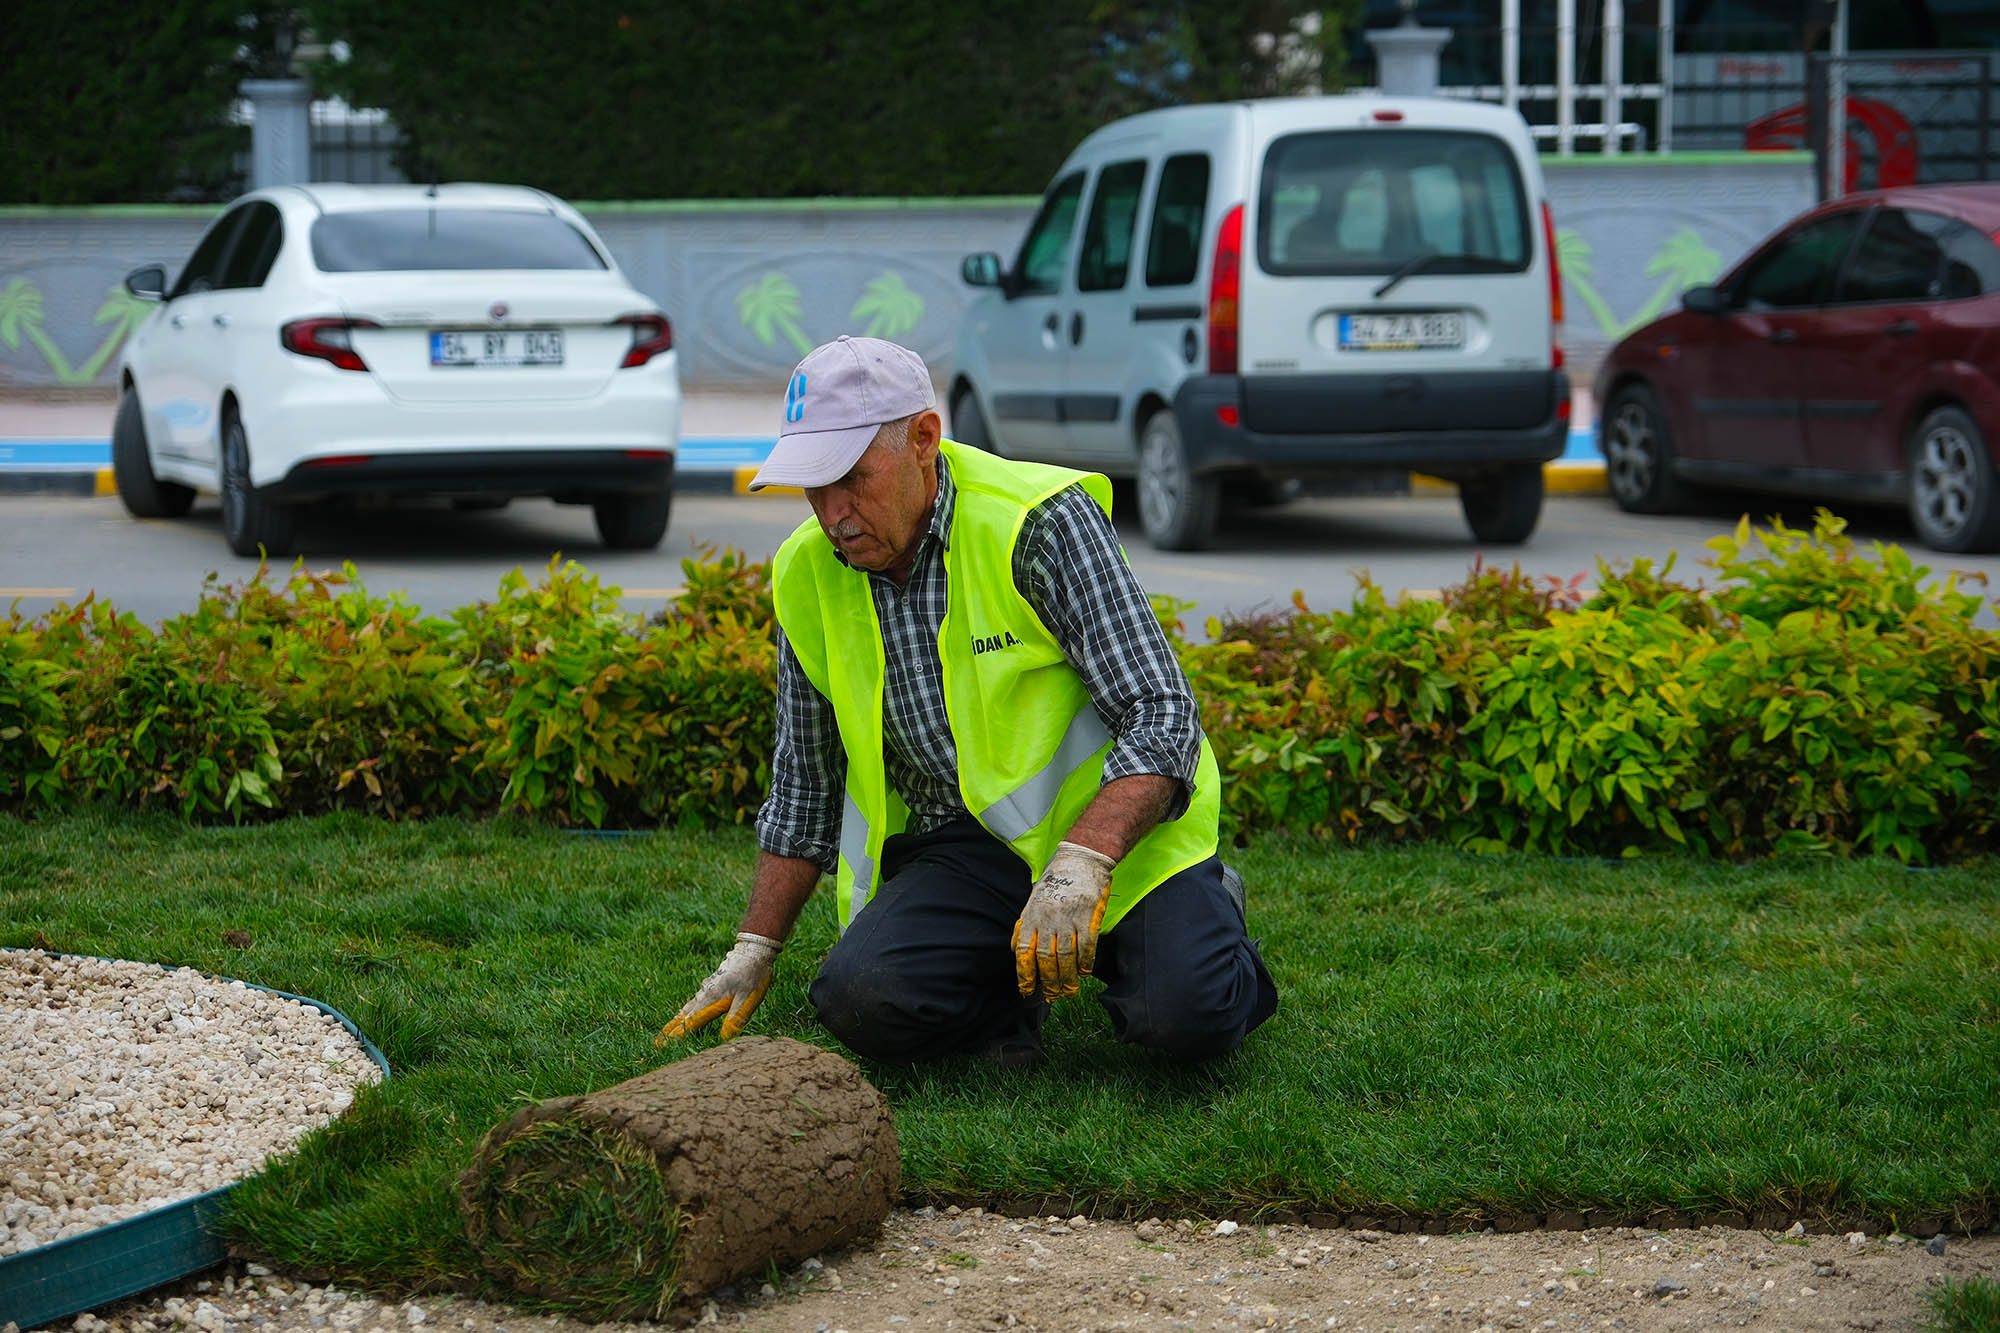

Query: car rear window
[309,209,607,272]
[1258,130,1529,276]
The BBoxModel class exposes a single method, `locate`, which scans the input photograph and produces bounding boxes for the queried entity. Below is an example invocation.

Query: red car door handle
[1766,328,1795,345]
[1884,320,1918,337]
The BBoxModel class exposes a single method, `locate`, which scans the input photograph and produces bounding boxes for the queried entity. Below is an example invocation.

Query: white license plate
[430,329,564,367]
[1339,312,1465,351]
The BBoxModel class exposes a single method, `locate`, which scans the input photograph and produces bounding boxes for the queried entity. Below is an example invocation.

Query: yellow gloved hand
[655,931,782,1046]
[1012,841,1117,1001]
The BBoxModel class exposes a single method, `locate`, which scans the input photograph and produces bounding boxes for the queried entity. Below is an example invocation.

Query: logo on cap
[785,372,807,424]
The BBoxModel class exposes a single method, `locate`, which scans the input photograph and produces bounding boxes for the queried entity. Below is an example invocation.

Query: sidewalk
[0,390,1607,497]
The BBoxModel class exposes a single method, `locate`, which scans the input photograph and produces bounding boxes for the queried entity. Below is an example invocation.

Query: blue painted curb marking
[0,430,1606,473]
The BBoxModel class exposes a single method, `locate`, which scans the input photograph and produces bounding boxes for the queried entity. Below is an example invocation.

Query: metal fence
[1808,51,1996,194]
[1424,22,1807,154]
[221,97,414,198]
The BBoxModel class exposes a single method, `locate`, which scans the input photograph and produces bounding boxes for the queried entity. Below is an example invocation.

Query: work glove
[1012,840,1118,1001]
[655,931,782,1045]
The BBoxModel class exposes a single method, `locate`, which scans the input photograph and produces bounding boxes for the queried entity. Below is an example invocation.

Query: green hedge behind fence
[4,514,1996,862]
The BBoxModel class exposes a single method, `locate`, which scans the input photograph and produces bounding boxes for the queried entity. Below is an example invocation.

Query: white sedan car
[113,183,679,556]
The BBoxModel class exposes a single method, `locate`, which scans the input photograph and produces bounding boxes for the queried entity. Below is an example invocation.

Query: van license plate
[1339,313,1464,352]
[430,329,565,367]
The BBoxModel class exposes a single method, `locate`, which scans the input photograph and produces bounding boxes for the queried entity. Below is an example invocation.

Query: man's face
[805,413,941,573]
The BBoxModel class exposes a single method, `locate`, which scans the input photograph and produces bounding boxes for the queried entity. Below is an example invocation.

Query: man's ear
[910,409,944,462]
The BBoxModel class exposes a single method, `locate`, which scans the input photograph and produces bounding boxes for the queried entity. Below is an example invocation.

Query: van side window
[1144,154,1210,287]
[1015,172,1086,296]
[1077,160,1148,292]
[1258,130,1530,276]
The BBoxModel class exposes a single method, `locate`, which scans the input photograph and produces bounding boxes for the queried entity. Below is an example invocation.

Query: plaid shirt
[757,454,1203,872]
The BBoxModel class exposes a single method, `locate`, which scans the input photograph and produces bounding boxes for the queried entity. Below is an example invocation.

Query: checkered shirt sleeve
[1015,486,1203,812]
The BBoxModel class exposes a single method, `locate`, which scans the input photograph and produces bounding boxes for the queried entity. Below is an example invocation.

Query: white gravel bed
[0,948,383,1259]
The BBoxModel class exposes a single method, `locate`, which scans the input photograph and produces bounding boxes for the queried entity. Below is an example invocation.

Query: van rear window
[1258,130,1529,276]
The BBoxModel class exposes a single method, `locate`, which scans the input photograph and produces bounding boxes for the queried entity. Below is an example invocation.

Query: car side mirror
[124,265,168,301]
[961,253,1004,289]
[1680,284,1724,316]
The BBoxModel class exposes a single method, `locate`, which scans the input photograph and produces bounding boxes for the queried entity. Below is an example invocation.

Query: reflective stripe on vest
[976,706,1112,844]
[839,790,874,918]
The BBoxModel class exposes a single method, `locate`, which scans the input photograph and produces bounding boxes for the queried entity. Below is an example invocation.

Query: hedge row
[4,514,1996,862]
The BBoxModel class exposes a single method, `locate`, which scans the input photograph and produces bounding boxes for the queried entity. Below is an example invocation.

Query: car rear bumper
[240,366,680,489]
[265,448,673,503]
[1171,371,1569,478]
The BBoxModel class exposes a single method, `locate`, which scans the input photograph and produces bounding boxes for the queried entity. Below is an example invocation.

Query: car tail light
[1216,404,1241,428]
[1372,109,1404,122]
[280,318,379,372]
[616,312,673,368]
[1541,200,1565,370]
[304,454,373,468]
[1207,204,1244,376]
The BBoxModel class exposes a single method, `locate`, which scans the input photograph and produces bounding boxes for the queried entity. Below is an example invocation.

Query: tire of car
[1136,410,1220,551]
[593,490,673,550]
[111,387,195,519]
[1603,381,1690,514]
[1459,462,1544,545]
[949,384,992,451]
[219,412,296,558]
[1907,404,2000,554]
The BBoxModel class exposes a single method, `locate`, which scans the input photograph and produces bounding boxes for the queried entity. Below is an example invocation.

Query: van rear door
[1236,109,1557,435]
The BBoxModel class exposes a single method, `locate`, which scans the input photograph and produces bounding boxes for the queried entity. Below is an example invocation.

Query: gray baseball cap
[749,335,938,491]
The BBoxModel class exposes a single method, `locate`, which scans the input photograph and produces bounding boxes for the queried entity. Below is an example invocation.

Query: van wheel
[1460,463,1543,545]
[950,384,993,451]
[219,412,296,557]
[1137,411,1219,550]
[1604,381,1688,513]
[1908,405,2000,553]
[112,386,194,518]
[594,490,673,550]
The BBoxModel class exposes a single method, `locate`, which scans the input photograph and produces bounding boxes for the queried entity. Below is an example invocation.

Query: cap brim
[747,422,880,491]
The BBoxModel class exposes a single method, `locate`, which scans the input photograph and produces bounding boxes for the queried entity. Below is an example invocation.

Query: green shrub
[0,613,66,810]
[4,516,1995,863]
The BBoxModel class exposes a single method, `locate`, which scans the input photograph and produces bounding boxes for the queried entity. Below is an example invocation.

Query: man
[659,335,1276,1068]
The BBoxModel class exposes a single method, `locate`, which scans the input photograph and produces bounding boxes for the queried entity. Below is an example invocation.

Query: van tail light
[1541,200,1565,371]
[280,317,379,372]
[615,312,674,368]
[1207,203,1245,376]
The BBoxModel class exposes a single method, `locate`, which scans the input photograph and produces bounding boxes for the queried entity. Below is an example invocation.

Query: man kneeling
[659,337,1278,1069]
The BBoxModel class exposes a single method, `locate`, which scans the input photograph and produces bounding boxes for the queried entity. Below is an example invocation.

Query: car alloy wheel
[1605,400,1658,503]
[1909,406,2000,553]
[112,386,194,519]
[219,414,295,557]
[1602,382,1688,515]
[1136,411,1218,551]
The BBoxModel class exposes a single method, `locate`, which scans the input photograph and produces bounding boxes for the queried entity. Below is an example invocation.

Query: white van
[950,94,1568,550]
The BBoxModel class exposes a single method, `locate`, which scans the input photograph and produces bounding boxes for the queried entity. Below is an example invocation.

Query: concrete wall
[0,152,1813,397]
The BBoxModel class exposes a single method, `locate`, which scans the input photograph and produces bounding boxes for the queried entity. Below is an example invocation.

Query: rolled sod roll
[458,1035,899,1319]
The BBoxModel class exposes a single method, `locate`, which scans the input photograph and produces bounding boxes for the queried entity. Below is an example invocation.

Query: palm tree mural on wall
[848,272,923,340]
[1558,226,1723,340]
[0,279,153,385]
[736,269,927,356]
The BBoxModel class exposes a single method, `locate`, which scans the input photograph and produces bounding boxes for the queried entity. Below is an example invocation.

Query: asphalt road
[4,487,1998,633]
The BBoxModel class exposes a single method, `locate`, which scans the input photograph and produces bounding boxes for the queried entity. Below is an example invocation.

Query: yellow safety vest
[771,440,1220,932]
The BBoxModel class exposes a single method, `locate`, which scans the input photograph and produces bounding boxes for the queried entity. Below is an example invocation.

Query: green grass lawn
[3,813,1995,1300]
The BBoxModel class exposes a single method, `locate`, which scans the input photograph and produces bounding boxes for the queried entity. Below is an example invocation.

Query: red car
[1595,183,2000,553]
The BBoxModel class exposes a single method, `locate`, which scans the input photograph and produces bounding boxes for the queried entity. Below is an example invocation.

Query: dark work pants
[808,818,1278,1064]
